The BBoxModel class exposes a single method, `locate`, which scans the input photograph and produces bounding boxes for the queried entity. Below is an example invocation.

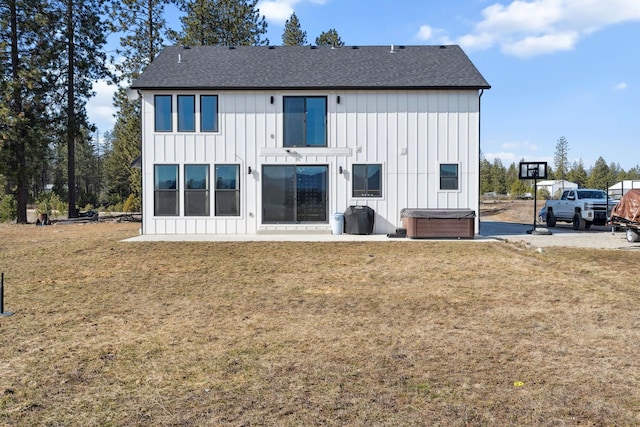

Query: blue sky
[88,0,640,170]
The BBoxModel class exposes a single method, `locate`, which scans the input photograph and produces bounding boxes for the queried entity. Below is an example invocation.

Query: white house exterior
[537,179,578,197]
[131,45,490,235]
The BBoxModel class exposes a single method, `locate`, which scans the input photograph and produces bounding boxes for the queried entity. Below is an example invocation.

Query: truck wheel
[573,214,586,230]
[626,228,640,243]
[546,210,556,227]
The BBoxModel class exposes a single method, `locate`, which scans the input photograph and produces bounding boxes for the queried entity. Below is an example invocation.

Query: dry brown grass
[1,222,639,426]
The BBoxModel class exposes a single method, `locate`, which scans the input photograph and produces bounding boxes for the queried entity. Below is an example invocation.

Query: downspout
[478,89,484,236]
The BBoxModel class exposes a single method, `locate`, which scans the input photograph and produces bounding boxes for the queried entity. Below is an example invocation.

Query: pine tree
[479,157,491,195]
[171,0,269,46]
[566,160,587,187]
[553,136,570,181]
[315,28,344,47]
[48,0,110,217]
[107,0,172,210]
[0,0,53,223]
[282,12,306,46]
[109,0,172,82]
[586,157,612,190]
[489,158,507,194]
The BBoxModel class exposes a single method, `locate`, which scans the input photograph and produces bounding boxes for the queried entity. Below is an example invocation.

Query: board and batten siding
[140,89,481,235]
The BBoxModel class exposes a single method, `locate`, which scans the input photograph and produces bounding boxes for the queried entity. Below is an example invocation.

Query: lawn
[1,222,639,426]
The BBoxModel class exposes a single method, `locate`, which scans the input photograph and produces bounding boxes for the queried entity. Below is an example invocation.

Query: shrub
[0,195,17,223]
[123,194,141,212]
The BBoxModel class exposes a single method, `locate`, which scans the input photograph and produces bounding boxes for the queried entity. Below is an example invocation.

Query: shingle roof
[131,45,490,91]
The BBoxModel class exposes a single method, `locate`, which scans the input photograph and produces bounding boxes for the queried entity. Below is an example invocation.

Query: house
[536,179,578,198]
[608,180,640,198]
[130,45,490,235]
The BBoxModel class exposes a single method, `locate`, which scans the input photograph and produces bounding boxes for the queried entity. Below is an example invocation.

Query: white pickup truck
[544,189,616,230]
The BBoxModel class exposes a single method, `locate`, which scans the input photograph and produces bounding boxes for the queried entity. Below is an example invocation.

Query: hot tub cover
[400,208,476,219]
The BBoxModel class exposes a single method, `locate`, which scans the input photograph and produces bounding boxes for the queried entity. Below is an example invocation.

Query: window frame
[177,95,196,132]
[352,164,383,198]
[184,164,210,216]
[200,95,219,132]
[283,96,327,147]
[439,163,460,191]
[154,164,179,216]
[154,95,172,132]
[214,164,240,217]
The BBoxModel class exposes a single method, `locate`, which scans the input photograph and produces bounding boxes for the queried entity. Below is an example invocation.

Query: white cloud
[86,79,117,134]
[416,25,433,41]
[501,31,579,58]
[614,82,628,90]
[257,0,296,24]
[458,0,640,57]
[257,0,329,25]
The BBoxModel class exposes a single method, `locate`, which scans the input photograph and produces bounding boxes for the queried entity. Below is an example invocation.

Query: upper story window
[440,164,459,190]
[201,95,219,132]
[352,164,382,197]
[177,95,195,132]
[283,96,326,147]
[154,95,172,132]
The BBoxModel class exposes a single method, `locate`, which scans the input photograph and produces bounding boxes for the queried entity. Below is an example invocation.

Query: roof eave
[131,85,491,91]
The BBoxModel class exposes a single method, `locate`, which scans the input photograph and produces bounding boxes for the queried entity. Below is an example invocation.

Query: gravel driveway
[480,220,640,250]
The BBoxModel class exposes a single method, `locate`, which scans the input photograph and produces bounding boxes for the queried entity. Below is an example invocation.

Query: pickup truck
[544,189,617,230]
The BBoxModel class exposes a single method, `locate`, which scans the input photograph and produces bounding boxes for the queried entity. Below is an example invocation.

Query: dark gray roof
[131,45,490,91]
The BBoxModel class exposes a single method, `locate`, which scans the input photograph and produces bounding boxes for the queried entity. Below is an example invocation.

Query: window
[440,164,459,190]
[177,95,195,132]
[155,95,172,132]
[185,165,209,216]
[154,165,179,216]
[215,165,240,216]
[283,96,326,147]
[201,95,218,132]
[352,164,382,197]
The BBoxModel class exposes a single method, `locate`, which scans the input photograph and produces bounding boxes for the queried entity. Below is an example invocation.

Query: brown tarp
[611,189,640,224]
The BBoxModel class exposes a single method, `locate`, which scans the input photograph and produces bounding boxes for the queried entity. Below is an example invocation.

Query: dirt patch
[480,200,541,223]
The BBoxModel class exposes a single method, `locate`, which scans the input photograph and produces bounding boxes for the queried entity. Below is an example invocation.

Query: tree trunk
[9,0,29,224]
[67,0,77,218]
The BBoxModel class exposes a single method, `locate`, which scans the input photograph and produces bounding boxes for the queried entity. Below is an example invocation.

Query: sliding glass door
[262,165,328,223]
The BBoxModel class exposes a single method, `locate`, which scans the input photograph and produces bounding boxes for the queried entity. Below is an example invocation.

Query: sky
[87,0,640,171]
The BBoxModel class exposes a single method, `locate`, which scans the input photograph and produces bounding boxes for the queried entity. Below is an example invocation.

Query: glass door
[262,165,328,223]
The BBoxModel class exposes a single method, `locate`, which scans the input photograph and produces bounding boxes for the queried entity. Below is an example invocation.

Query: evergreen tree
[505,162,519,196]
[48,0,110,217]
[553,136,570,181]
[489,158,507,194]
[0,0,53,223]
[171,0,268,46]
[586,156,611,190]
[626,165,640,180]
[315,28,344,47]
[282,12,306,46]
[566,159,587,188]
[479,157,491,195]
[109,0,172,82]
[107,0,172,210]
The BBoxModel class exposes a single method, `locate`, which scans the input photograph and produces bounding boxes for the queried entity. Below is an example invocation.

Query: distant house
[608,180,640,198]
[131,45,490,235]
[537,180,578,198]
